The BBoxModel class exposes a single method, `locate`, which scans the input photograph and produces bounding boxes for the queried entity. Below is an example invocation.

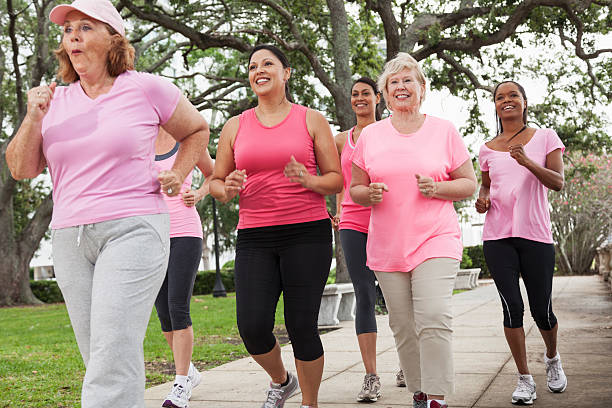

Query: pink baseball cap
[49,0,125,37]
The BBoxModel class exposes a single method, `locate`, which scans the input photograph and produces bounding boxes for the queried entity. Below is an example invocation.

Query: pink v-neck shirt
[42,71,181,229]
[478,128,565,243]
[233,104,328,229]
[339,127,371,233]
[351,116,470,272]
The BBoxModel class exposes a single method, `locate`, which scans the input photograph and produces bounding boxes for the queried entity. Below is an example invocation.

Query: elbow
[552,179,564,192]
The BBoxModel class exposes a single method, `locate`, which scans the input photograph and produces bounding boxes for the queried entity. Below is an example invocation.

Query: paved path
[145,276,612,407]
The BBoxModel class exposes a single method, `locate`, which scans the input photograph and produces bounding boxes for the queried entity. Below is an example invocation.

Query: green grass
[0,294,285,408]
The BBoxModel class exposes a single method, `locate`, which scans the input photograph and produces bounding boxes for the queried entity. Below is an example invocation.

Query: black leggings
[339,229,377,335]
[155,236,202,332]
[483,237,557,330]
[234,219,332,362]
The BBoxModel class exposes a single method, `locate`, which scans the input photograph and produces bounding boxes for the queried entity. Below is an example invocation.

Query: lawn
[0,294,285,408]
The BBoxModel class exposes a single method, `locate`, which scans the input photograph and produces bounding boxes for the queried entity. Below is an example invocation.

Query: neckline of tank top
[155,142,179,161]
[252,103,296,129]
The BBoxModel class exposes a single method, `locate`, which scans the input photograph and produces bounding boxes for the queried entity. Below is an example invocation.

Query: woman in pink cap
[5,1,209,407]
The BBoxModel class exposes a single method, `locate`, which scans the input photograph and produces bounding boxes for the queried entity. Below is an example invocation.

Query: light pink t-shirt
[351,115,470,272]
[339,127,371,233]
[479,128,565,243]
[233,104,328,229]
[42,70,181,229]
[155,144,203,239]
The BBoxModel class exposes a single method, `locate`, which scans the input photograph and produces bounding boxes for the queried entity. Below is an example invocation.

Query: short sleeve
[447,123,470,172]
[479,144,489,172]
[134,72,181,125]
[351,128,367,171]
[545,128,565,155]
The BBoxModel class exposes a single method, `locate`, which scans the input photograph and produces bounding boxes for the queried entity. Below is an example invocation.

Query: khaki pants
[375,257,459,396]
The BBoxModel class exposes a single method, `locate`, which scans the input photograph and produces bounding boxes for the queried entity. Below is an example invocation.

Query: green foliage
[29,280,64,304]
[196,195,239,251]
[192,270,236,295]
[460,248,473,269]
[464,245,489,278]
[326,267,336,284]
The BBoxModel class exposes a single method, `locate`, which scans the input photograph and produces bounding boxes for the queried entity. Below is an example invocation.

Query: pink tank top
[233,104,328,229]
[155,144,203,238]
[339,128,371,233]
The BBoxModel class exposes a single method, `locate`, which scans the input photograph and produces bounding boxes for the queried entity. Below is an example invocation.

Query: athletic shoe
[188,361,202,389]
[430,400,448,408]
[357,373,382,402]
[396,369,406,387]
[545,353,567,393]
[162,378,192,408]
[511,374,537,405]
[413,390,427,408]
[261,371,299,408]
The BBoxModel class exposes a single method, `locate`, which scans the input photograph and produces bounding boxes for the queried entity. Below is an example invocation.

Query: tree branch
[437,51,494,93]
[17,193,53,258]
[7,0,25,121]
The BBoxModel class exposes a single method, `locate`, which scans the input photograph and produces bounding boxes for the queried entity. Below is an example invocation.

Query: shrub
[326,267,336,284]
[465,245,489,278]
[30,280,64,303]
[460,248,473,269]
[192,269,235,295]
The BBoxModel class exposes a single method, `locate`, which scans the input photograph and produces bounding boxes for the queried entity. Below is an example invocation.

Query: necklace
[504,125,527,143]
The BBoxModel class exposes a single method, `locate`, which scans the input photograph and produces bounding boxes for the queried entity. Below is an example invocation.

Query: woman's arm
[333,131,348,228]
[182,147,215,207]
[416,159,477,201]
[509,145,564,191]
[349,163,388,207]
[475,171,491,213]
[6,83,57,179]
[285,109,342,195]
[161,95,209,196]
[209,116,245,203]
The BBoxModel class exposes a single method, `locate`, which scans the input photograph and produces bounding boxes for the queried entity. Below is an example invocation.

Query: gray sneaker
[261,371,299,408]
[357,373,382,402]
[396,369,406,387]
[413,390,427,408]
[512,374,537,405]
[545,353,567,393]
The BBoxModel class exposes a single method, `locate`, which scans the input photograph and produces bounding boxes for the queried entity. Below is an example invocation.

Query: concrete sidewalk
[145,276,612,407]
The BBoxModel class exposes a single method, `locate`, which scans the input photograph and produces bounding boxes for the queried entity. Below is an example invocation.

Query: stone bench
[318,283,356,327]
[454,268,481,290]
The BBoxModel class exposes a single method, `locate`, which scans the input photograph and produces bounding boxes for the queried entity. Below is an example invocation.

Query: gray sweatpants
[52,214,170,408]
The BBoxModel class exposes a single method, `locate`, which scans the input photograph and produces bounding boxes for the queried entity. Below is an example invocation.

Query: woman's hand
[181,189,204,207]
[331,214,340,230]
[158,169,183,196]
[368,182,389,204]
[225,169,247,196]
[415,174,437,198]
[284,155,311,188]
[509,144,530,167]
[475,197,491,213]
[26,83,57,123]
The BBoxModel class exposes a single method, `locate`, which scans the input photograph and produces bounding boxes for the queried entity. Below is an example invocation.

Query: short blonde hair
[377,52,426,106]
[54,24,135,83]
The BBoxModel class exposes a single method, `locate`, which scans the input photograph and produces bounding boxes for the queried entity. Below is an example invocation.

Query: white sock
[545,352,560,362]
[174,374,188,386]
[519,373,534,382]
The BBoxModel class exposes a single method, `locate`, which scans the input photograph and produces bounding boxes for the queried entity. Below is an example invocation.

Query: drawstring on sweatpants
[77,225,84,247]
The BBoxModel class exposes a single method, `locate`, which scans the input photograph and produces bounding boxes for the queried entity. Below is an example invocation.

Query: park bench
[454,268,481,290]
[317,283,356,327]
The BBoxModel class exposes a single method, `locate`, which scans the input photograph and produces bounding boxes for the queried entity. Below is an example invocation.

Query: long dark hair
[352,76,381,121]
[248,44,293,102]
[493,80,528,134]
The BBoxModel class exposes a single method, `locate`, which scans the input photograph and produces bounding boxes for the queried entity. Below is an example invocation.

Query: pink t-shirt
[233,104,328,229]
[155,144,203,239]
[479,128,565,243]
[351,115,470,272]
[339,127,371,233]
[42,70,181,229]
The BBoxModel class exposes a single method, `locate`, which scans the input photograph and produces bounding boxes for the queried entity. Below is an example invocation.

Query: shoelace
[171,383,187,398]
[362,375,376,391]
[546,360,560,381]
[263,387,284,407]
[517,377,534,394]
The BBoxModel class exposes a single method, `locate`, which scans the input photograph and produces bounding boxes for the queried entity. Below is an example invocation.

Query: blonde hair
[377,52,426,107]
[54,24,135,83]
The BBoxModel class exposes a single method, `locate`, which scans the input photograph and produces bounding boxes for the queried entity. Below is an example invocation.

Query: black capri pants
[483,237,557,330]
[155,236,202,332]
[339,229,377,335]
[234,219,332,362]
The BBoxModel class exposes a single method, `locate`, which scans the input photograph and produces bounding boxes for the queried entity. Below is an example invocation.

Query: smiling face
[494,82,527,123]
[62,10,113,77]
[384,68,425,112]
[351,82,379,117]
[248,49,291,97]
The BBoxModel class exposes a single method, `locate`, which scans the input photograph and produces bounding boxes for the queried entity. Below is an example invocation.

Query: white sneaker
[162,378,193,408]
[188,361,202,388]
[545,353,567,393]
[512,374,537,405]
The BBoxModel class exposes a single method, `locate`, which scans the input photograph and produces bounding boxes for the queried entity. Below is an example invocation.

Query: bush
[465,245,489,278]
[192,269,235,295]
[30,280,64,303]
[460,248,473,269]
[222,260,235,269]
[326,267,336,284]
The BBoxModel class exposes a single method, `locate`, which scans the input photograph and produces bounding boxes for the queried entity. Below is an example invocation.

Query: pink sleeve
[351,129,367,171]
[448,123,470,172]
[479,144,489,171]
[545,129,565,155]
[136,72,181,125]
